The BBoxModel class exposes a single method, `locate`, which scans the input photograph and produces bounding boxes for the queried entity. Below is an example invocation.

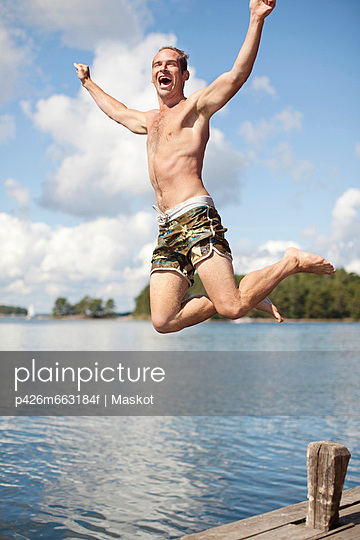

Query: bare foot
[283,247,335,275]
[255,297,284,323]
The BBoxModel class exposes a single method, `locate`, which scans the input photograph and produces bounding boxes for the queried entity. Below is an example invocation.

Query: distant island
[0,304,27,316]
[52,296,117,318]
[133,268,360,321]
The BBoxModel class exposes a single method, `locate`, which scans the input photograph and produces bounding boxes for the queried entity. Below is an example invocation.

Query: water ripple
[1,322,360,538]
[1,415,359,538]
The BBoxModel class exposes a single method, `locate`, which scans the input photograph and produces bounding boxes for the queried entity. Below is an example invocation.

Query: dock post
[306,441,351,531]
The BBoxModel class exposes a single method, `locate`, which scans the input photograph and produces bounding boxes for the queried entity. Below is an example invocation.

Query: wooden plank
[339,485,360,508]
[178,487,360,540]
[243,522,356,540]
[178,502,308,539]
[321,525,360,539]
[339,501,360,525]
[178,503,307,539]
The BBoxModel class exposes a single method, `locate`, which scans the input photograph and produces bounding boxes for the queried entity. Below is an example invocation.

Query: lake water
[1,319,360,539]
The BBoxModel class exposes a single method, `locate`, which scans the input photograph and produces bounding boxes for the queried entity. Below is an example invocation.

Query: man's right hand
[74,63,90,84]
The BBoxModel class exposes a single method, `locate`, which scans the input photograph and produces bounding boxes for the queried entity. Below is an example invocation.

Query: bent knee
[151,313,174,334]
[216,301,250,320]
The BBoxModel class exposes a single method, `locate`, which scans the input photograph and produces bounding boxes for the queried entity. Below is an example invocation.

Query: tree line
[0,305,27,315]
[52,296,116,318]
[133,268,360,320]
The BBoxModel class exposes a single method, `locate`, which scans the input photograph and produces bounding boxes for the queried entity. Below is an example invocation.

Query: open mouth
[158,75,172,87]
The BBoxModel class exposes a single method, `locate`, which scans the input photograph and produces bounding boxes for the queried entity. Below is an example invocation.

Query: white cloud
[258,240,301,257]
[238,118,273,147]
[6,279,32,296]
[3,188,360,313]
[233,240,301,275]
[239,106,303,147]
[232,188,360,279]
[299,188,360,273]
[331,188,360,240]
[266,143,314,182]
[0,115,16,142]
[233,185,360,278]
[0,0,150,107]
[266,142,294,174]
[346,260,360,274]
[249,75,276,97]
[291,160,314,182]
[203,128,252,207]
[3,0,151,50]
[275,108,302,131]
[0,21,33,106]
[5,178,30,207]
[0,211,157,311]
[219,184,360,278]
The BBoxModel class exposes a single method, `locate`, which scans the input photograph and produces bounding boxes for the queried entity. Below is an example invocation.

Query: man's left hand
[249,0,276,20]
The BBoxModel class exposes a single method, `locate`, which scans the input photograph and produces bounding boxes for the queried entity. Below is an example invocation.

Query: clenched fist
[249,0,276,20]
[74,63,90,84]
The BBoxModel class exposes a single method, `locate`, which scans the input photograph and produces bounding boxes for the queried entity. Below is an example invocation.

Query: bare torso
[146,96,211,212]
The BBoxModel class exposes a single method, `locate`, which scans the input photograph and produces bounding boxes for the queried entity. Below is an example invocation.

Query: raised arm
[196,0,276,117]
[74,63,147,135]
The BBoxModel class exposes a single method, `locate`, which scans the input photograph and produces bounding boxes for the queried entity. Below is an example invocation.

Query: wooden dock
[178,485,360,539]
[179,442,359,539]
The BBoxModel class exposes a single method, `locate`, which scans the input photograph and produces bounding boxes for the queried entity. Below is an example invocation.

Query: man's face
[151,49,189,98]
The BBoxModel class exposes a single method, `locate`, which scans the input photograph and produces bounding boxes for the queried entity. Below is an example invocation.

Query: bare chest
[147,113,178,154]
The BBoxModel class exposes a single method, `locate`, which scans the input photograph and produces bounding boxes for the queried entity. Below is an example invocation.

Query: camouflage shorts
[150,205,232,286]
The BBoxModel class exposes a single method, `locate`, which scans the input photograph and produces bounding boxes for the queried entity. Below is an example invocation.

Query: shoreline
[1,314,358,323]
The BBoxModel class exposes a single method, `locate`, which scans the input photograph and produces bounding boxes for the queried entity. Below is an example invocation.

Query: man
[74,0,335,333]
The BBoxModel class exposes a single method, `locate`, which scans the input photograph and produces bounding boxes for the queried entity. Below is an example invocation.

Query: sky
[0,0,359,314]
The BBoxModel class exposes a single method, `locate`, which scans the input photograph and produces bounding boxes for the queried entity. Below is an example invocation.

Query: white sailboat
[26,304,35,320]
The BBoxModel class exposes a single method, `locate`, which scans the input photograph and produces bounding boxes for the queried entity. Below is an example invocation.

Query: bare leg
[150,270,216,333]
[236,247,335,314]
[150,247,335,333]
[150,259,276,332]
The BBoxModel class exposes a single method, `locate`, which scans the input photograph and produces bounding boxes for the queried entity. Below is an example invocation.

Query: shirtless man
[74,0,335,333]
